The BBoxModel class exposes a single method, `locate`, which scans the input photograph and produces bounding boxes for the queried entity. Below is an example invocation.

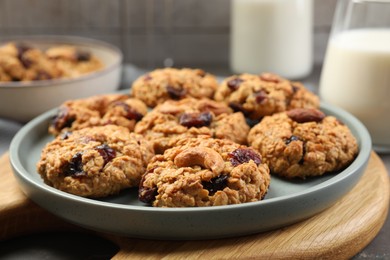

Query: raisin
[62,152,85,177]
[299,144,306,165]
[16,43,31,56]
[95,144,116,166]
[125,108,143,121]
[138,173,158,204]
[179,111,212,128]
[139,186,157,203]
[254,90,267,104]
[113,102,143,121]
[229,102,249,116]
[51,107,76,131]
[228,148,261,167]
[19,55,33,68]
[166,85,186,99]
[227,77,243,90]
[34,70,52,80]
[285,135,300,145]
[75,50,91,61]
[291,84,300,93]
[16,43,33,68]
[202,175,229,195]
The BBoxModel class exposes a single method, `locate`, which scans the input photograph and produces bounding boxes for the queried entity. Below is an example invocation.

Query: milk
[230,0,313,79]
[319,29,390,149]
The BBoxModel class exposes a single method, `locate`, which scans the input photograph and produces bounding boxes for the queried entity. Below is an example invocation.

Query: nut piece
[287,108,326,123]
[174,147,225,174]
[156,102,183,115]
[259,73,280,83]
[196,99,232,115]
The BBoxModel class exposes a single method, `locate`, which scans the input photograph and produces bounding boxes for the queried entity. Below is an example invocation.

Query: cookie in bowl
[37,125,154,198]
[248,108,359,179]
[45,45,103,78]
[138,136,270,207]
[134,97,250,154]
[214,73,319,121]
[131,67,219,107]
[0,42,103,82]
[49,93,148,136]
[0,42,62,81]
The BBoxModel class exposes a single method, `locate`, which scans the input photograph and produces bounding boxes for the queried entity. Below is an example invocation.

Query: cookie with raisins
[131,67,219,107]
[138,136,270,207]
[214,73,319,121]
[0,42,62,81]
[49,93,147,136]
[45,45,103,78]
[37,125,154,198]
[0,42,103,82]
[248,108,359,179]
[134,97,249,154]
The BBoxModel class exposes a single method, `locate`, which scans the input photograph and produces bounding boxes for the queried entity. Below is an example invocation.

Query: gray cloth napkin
[0,119,22,155]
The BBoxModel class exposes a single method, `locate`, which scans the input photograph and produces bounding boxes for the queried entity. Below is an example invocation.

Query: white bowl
[0,35,123,122]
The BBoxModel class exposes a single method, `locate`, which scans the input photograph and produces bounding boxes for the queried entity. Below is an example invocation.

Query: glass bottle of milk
[319,0,390,153]
[230,0,313,79]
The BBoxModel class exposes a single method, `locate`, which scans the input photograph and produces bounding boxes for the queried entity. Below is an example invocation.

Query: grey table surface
[0,65,388,259]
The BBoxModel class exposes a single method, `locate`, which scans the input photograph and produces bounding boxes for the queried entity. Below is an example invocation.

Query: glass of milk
[230,0,313,80]
[319,0,390,153]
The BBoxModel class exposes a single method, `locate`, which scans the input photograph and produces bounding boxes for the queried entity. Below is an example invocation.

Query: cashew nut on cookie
[174,147,225,174]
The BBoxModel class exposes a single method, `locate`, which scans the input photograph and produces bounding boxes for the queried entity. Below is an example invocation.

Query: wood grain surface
[0,151,389,259]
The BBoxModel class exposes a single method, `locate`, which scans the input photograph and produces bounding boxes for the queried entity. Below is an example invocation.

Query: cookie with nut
[138,136,270,207]
[248,108,358,179]
[214,72,320,121]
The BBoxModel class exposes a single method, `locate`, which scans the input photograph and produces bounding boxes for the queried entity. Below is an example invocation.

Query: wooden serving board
[0,151,389,259]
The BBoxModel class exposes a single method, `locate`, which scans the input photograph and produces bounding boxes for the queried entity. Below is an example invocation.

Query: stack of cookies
[37,67,358,207]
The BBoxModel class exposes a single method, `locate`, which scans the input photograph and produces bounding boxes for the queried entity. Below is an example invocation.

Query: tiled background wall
[0,0,337,70]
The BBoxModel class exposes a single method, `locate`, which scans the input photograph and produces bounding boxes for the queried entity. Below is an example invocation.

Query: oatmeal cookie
[131,68,219,107]
[248,108,359,178]
[37,125,154,198]
[49,93,148,136]
[0,42,62,81]
[134,98,249,154]
[0,66,12,81]
[138,136,270,207]
[0,42,103,82]
[214,73,319,120]
[46,45,103,78]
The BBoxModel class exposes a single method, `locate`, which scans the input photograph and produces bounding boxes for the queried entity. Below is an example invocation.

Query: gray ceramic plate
[9,102,372,240]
